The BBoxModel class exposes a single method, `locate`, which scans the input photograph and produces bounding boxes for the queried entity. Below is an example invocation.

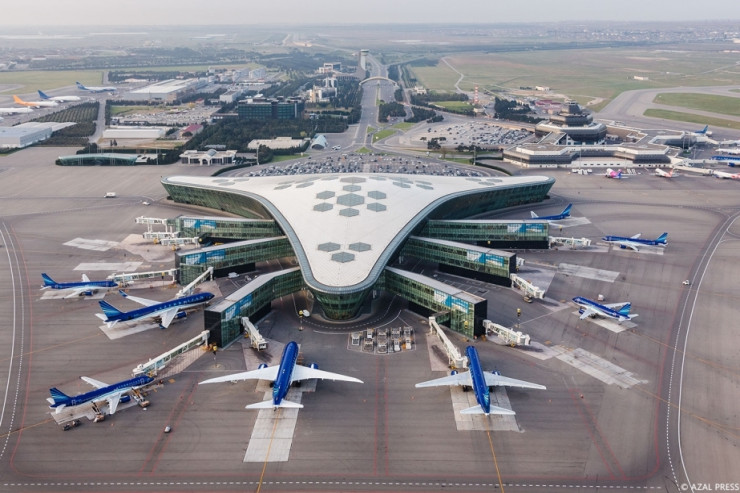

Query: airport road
[0,148,739,491]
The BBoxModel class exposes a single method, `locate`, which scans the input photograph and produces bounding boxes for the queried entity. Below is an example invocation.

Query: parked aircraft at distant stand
[0,106,33,114]
[713,170,740,180]
[712,156,740,167]
[48,375,153,415]
[572,297,638,323]
[96,290,214,328]
[602,232,668,251]
[415,345,546,416]
[693,125,712,136]
[654,168,676,178]
[716,148,740,155]
[37,89,81,102]
[76,81,116,93]
[41,273,118,298]
[199,341,363,410]
[13,94,58,108]
[530,203,572,222]
[604,168,622,179]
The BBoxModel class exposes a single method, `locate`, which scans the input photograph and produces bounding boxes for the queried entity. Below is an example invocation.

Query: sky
[1,0,739,26]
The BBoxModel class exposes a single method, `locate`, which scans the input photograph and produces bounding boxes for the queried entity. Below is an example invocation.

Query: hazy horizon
[2,0,739,26]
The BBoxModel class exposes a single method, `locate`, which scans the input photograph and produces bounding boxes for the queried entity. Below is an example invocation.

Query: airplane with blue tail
[712,155,740,167]
[415,345,546,416]
[530,203,572,222]
[603,232,668,251]
[199,341,363,410]
[48,375,153,415]
[693,125,711,136]
[41,273,118,298]
[573,296,638,323]
[96,290,214,328]
[37,89,81,102]
[76,81,116,93]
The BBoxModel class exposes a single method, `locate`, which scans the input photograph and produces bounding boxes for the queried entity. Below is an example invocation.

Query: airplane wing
[107,393,124,414]
[119,290,159,307]
[603,302,629,309]
[415,372,472,388]
[81,376,109,389]
[82,274,90,282]
[199,365,281,385]
[160,308,179,328]
[630,234,642,239]
[619,241,640,251]
[483,373,546,390]
[290,364,363,384]
[579,307,598,320]
[63,287,88,298]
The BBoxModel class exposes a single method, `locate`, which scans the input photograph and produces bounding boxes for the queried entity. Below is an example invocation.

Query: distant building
[311,134,328,150]
[534,100,607,143]
[319,62,342,74]
[247,137,308,151]
[237,97,305,120]
[0,123,55,148]
[359,49,369,71]
[179,149,236,165]
[126,78,208,103]
[248,68,266,80]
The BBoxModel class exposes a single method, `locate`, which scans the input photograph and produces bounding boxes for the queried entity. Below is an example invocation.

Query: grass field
[409,47,740,112]
[643,109,740,131]
[0,70,107,95]
[653,93,740,117]
[373,129,396,141]
[432,101,474,112]
[393,122,416,131]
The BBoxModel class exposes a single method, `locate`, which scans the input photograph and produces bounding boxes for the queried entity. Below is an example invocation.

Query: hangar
[162,173,554,346]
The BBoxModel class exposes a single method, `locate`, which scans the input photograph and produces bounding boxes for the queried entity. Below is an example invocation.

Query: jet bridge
[132,330,209,377]
[510,273,546,300]
[107,268,178,284]
[177,266,213,297]
[240,317,267,350]
[428,315,467,369]
[482,319,531,347]
[549,236,592,249]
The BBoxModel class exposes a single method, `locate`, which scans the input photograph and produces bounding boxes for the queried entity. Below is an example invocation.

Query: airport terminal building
[162,173,554,346]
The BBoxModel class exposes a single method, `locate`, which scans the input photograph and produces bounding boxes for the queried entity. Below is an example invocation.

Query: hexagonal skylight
[316,190,335,200]
[367,203,387,212]
[318,242,341,252]
[331,252,355,263]
[348,242,371,252]
[337,193,364,207]
[343,185,362,192]
[314,202,333,212]
[367,190,386,200]
[339,208,360,217]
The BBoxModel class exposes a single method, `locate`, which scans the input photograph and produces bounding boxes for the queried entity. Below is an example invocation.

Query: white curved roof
[163,173,552,292]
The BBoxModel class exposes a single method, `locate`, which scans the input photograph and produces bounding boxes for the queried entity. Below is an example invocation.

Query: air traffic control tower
[162,173,553,347]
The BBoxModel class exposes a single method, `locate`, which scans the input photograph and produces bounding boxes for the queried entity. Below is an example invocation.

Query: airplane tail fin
[698,125,708,134]
[561,203,572,217]
[13,95,23,104]
[246,399,304,410]
[656,233,668,244]
[41,273,56,286]
[48,387,69,406]
[75,82,86,90]
[38,90,50,99]
[530,211,538,219]
[617,303,633,317]
[98,300,123,319]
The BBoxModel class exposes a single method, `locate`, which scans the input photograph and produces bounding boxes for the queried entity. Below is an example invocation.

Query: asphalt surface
[1,143,739,493]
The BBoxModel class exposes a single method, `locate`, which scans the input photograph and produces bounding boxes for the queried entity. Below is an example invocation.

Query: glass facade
[170,216,282,242]
[421,220,550,249]
[402,236,515,285]
[175,237,294,285]
[205,267,305,348]
[382,267,486,339]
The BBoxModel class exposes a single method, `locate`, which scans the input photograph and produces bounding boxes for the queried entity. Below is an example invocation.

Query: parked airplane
[76,81,116,93]
[572,297,638,323]
[716,148,740,155]
[693,125,712,136]
[41,273,118,298]
[712,155,740,167]
[602,232,668,251]
[415,345,546,416]
[530,203,572,221]
[604,168,623,179]
[713,170,740,180]
[199,341,363,410]
[37,89,81,102]
[654,168,676,178]
[96,290,214,328]
[13,94,58,108]
[48,374,153,415]
[0,106,34,114]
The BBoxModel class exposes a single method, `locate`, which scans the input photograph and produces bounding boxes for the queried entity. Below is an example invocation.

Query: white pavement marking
[451,386,520,431]
[39,290,107,300]
[64,238,118,251]
[549,216,591,228]
[571,311,635,333]
[99,322,161,340]
[74,262,141,272]
[555,346,646,389]
[558,263,619,282]
[521,341,560,360]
